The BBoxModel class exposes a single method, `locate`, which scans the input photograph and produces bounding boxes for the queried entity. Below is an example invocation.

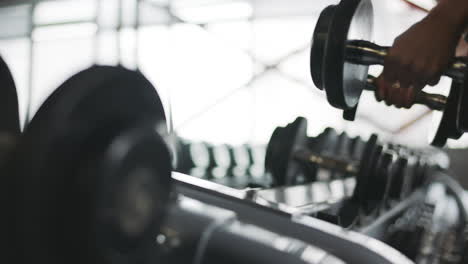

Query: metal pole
[23,1,36,129]
[116,0,123,66]
[134,0,140,70]
[93,0,101,64]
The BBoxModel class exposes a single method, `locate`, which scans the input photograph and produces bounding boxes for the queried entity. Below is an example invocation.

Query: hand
[376,13,461,108]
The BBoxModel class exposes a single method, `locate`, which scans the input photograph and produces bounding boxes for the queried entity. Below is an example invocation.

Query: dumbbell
[312,128,364,181]
[210,144,232,179]
[265,117,438,216]
[210,143,254,188]
[246,144,267,182]
[176,139,225,178]
[266,117,367,186]
[310,0,468,147]
[186,141,212,178]
[265,118,379,202]
[309,127,340,181]
[227,144,251,178]
[176,139,264,187]
[174,138,194,174]
[1,65,172,264]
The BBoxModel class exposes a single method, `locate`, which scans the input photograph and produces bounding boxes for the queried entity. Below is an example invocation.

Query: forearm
[431,0,468,37]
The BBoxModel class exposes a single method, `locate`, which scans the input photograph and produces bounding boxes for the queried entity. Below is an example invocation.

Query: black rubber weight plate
[321,0,373,109]
[429,81,462,147]
[265,117,308,186]
[352,134,378,204]
[95,122,172,263]
[0,55,20,135]
[5,66,170,264]
[310,5,335,90]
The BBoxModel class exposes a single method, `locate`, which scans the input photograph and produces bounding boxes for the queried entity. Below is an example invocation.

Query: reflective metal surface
[173,172,414,264]
[342,0,373,108]
[255,178,355,208]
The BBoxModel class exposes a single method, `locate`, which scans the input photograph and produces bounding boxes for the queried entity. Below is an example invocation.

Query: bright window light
[32,23,97,42]
[34,0,96,25]
[172,2,253,23]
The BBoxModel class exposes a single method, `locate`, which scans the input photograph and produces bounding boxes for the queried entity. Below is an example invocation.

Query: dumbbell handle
[346,40,467,82]
[365,75,447,111]
[294,149,359,175]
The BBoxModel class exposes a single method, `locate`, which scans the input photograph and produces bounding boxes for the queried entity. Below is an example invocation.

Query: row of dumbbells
[174,138,268,188]
[265,117,449,219]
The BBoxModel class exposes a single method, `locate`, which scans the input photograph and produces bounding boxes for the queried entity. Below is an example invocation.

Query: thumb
[374,75,386,102]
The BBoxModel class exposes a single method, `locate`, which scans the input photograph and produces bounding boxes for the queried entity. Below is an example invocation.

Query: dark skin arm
[376,0,468,108]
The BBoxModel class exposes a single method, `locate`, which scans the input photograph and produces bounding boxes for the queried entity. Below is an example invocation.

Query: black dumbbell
[266,118,369,186]
[190,141,212,178]
[210,144,232,179]
[174,138,195,174]
[265,117,309,186]
[331,131,357,180]
[211,143,256,189]
[349,135,367,161]
[310,0,467,147]
[228,144,251,178]
[303,124,365,182]
[175,139,219,178]
[265,118,394,210]
[306,127,338,181]
[245,144,270,187]
[1,65,172,264]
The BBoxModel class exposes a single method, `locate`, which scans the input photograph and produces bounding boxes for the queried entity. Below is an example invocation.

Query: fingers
[393,62,414,108]
[386,81,401,107]
[381,48,411,108]
[377,46,440,109]
[375,75,385,102]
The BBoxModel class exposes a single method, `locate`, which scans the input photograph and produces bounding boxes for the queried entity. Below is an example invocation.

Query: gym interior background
[1,0,467,181]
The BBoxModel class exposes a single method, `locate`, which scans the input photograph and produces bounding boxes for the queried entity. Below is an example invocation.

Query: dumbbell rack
[240,116,468,263]
[174,137,269,188]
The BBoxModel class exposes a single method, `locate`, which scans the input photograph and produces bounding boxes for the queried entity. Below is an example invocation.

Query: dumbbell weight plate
[0,55,21,167]
[190,142,211,169]
[328,132,347,179]
[388,155,408,201]
[400,155,418,198]
[351,134,379,205]
[209,144,232,180]
[0,55,20,262]
[310,0,373,109]
[349,136,366,162]
[0,55,20,135]
[230,145,251,177]
[5,66,170,264]
[265,117,308,186]
[310,5,335,90]
[313,127,338,155]
[411,156,430,191]
[312,128,338,181]
[366,148,394,204]
[94,122,172,262]
[329,134,379,225]
[361,144,385,214]
[428,81,463,147]
[213,144,232,170]
[174,138,195,174]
